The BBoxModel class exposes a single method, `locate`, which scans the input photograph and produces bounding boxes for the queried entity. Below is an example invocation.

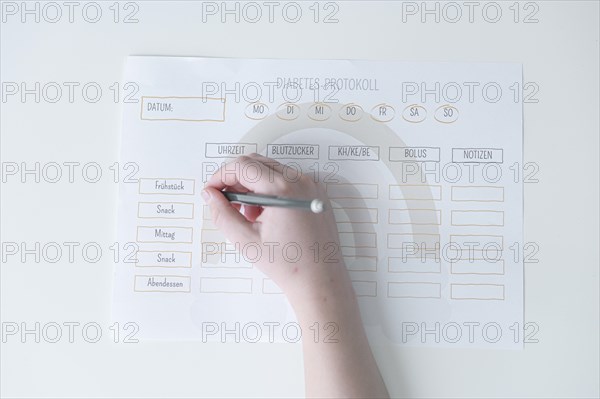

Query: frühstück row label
[139,179,195,195]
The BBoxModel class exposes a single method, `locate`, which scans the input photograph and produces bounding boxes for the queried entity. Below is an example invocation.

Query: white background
[1,1,598,397]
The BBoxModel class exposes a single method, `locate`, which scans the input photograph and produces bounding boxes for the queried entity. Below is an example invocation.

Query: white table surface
[1,1,598,397]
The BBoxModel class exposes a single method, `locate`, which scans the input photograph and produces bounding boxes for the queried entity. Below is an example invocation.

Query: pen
[222,191,325,214]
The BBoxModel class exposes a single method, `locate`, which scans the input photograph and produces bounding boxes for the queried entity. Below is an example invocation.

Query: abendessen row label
[134,275,191,293]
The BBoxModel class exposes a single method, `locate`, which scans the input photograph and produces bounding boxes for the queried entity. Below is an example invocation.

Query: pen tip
[310,199,324,214]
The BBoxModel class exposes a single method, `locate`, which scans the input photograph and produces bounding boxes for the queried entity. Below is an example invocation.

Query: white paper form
[113,57,524,348]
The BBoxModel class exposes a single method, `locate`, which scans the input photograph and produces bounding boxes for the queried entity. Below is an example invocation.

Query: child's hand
[202,153,347,304]
[203,153,389,398]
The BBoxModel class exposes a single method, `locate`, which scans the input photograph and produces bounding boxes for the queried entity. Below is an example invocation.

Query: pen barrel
[223,192,317,211]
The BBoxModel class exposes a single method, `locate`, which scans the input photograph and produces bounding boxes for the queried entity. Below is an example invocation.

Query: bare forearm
[288,267,389,399]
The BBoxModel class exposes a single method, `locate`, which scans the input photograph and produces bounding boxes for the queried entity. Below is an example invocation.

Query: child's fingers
[240,204,263,222]
[202,187,260,244]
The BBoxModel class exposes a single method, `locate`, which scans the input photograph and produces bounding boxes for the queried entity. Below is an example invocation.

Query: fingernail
[201,189,211,202]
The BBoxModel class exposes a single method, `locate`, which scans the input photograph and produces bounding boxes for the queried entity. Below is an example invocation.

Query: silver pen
[222,191,325,214]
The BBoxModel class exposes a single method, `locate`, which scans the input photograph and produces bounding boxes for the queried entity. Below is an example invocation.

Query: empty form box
[451,284,505,300]
[451,186,504,202]
[387,282,441,298]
